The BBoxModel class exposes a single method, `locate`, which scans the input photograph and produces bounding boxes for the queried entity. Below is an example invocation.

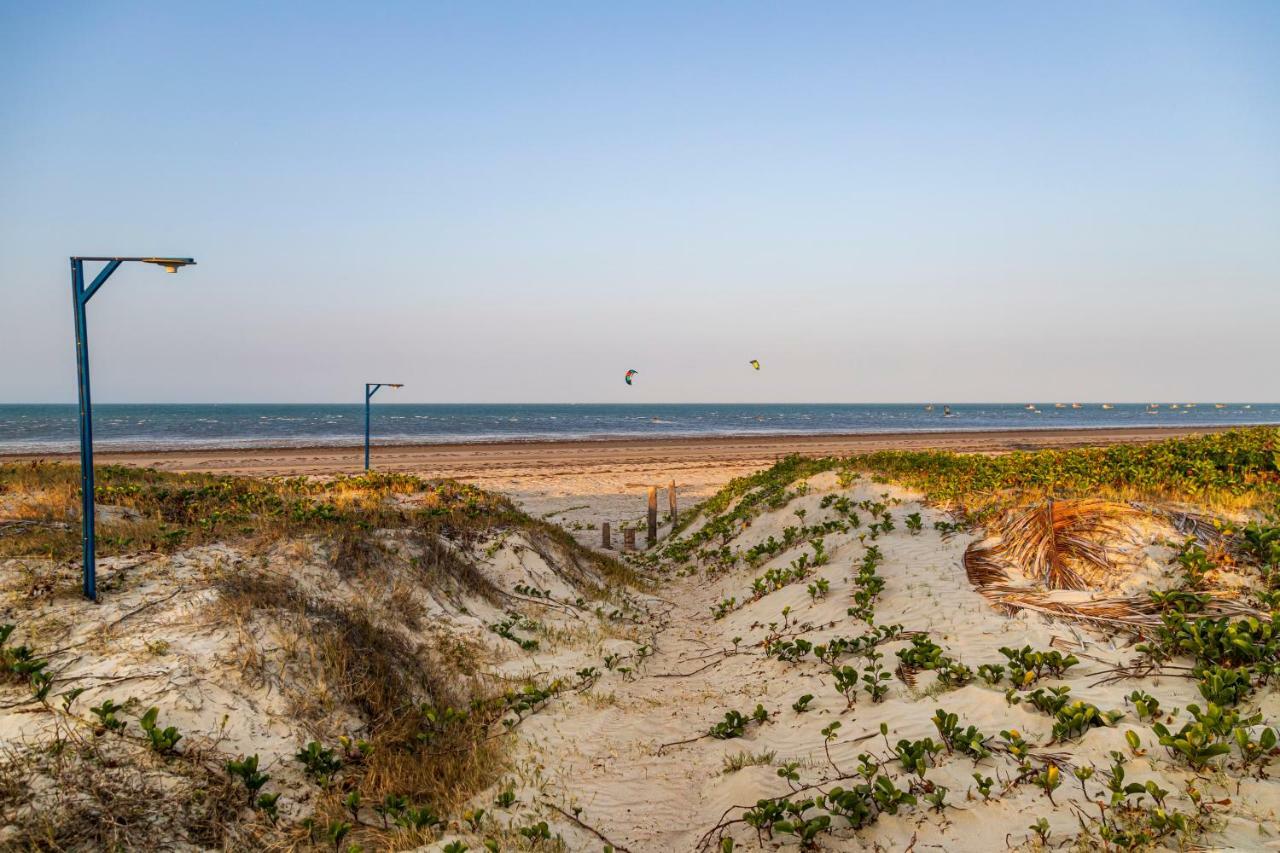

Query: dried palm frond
[964,538,1266,632]
[962,543,1012,588]
[1130,502,1224,544]
[991,498,1141,590]
[961,497,1267,633]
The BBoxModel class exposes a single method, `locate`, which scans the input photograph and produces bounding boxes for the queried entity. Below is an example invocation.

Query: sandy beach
[2,424,1247,477]
[3,424,1250,530]
[4,426,1280,850]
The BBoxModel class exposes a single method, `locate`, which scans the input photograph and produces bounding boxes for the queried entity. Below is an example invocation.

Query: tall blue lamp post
[71,256,196,601]
[364,383,403,470]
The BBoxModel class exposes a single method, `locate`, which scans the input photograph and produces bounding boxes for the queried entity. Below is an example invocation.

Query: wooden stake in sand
[601,521,612,550]
[668,479,677,523]
[623,527,636,551]
[647,486,658,548]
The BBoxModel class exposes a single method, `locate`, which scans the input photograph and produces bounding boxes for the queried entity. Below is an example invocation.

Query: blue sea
[0,403,1277,454]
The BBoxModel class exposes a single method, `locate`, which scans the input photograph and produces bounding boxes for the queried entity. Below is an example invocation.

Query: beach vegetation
[139,707,183,754]
[709,704,770,739]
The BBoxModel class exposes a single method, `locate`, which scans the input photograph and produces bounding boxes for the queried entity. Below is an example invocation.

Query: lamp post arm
[81,260,122,303]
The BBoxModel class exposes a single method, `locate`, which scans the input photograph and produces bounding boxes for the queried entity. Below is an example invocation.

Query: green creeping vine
[998,645,1079,689]
[807,577,830,601]
[1243,518,1280,568]
[972,772,994,799]
[861,651,892,702]
[89,698,128,735]
[225,754,271,807]
[1152,613,1279,670]
[517,820,552,842]
[59,686,87,713]
[977,663,1005,685]
[1195,664,1253,706]
[709,704,770,739]
[770,798,831,848]
[744,536,785,566]
[1175,540,1215,588]
[1126,690,1162,722]
[751,563,812,598]
[1020,687,1123,742]
[865,514,895,540]
[512,583,553,599]
[829,665,860,708]
[0,625,53,702]
[750,542,828,599]
[489,611,541,651]
[1148,588,1210,614]
[895,634,973,688]
[932,709,991,760]
[1150,702,1275,770]
[139,707,182,753]
[296,740,343,786]
[893,737,943,777]
[848,546,886,623]
[396,804,445,831]
[737,772,918,847]
[711,597,737,619]
[502,680,564,724]
[768,637,813,664]
[896,635,947,671]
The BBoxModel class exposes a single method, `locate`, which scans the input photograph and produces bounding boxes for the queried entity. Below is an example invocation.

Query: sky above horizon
[2,1,1278,404]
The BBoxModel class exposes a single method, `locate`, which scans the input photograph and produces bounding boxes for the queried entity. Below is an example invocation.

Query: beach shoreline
[1,423,1261,480]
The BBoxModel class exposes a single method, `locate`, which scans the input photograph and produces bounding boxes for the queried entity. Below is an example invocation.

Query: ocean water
[0,403,1277,454]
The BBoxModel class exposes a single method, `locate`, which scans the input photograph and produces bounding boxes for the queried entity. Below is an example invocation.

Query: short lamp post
[71,256,196,601]
[364,383,403,470]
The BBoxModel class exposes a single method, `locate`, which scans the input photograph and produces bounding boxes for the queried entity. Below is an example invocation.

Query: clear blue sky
[1,1,1277,404]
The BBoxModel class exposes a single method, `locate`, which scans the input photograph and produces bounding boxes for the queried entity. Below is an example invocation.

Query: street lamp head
[388,384,404,389]
[141,257,197,274]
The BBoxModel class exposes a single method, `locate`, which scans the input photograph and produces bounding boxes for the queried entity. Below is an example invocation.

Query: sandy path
[512,472,1278,852]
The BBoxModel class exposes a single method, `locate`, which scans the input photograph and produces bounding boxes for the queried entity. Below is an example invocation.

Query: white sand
[505,473,1280,851]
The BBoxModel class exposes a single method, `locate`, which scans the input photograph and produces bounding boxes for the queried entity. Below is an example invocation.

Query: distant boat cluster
[927,403,1255,416]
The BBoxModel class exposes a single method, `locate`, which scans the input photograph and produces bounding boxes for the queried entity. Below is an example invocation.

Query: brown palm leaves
[963,497,1261,631]
[993,498,1140,590]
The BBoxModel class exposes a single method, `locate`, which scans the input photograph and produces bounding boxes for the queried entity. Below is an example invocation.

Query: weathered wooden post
[623,527,636,551]
[668,479,677,523]
[601,521,612,549]
[647,486,658,548]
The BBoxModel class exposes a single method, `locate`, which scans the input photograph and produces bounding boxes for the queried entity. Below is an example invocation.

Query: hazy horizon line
[2,401,1276,408]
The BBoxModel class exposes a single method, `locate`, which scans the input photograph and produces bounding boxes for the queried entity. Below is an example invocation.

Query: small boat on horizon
[1215,404,1227,409]
[1024,404,1037,411]
[1054,403,1067,409]
[1071,403,1082,409]
[924,405,934,411]
[943,406,953,417]
[1101,404,1114,409]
